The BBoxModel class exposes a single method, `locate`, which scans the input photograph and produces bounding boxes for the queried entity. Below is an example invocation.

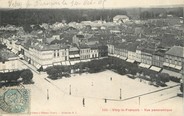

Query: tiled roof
[126,42,140,52]
[69,47,79,51]
[153,49,166,57]
[79,44,90,49]
[142,48,155,54]
[166,46,184,58]
[31,43,67,51]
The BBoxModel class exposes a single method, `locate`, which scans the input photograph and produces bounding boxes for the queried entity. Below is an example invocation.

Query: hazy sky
[0,0,183,9]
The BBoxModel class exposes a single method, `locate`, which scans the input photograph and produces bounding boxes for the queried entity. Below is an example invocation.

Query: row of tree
[0,9,127,26]
[45,56,180,87]
[0,69,33,86]
[0,8,183,26]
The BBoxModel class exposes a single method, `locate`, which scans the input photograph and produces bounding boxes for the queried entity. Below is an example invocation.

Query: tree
[158,73,170,83]
[20,69,33,84]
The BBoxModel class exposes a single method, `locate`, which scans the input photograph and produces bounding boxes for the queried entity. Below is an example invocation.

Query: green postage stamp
[0,88,30,114]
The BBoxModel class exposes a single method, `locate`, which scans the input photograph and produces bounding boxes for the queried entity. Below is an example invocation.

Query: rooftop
[0,49,17,62]
[166,46,184,58]
[69,47,79,51]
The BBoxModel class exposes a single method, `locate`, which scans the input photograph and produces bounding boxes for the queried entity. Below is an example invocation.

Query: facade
[107,43,115,54]
[0,50,21,72]
[141,48,154,65]
[98,45,108,57]
[73,34,87,46]
[152,50,166,67]
[89,45,99,59]
[163,46,183,71]
[135,48,142,62]
[24,43,69,68]
[126,43,139,62]
[69,47,80,61]
[72,33,94,45]
[79,45,91,60]
[114,43,128,59]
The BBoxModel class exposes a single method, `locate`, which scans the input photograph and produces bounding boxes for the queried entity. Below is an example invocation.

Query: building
[114,43,128,60]
[73,34,87,46]
[152,49,166,68]
[139,48,155,69]
[72,33,93,46]
[163,46,183,72]
[126,43,139,63]
[19,39,69,69]
[98,44,108,57]
[107,43,115,55]
[135,47,142,63]
[79,45,91,60]
[0,50,23,72]
[89,45,98,59]
[69,47,80,61]
[113,15,130,24]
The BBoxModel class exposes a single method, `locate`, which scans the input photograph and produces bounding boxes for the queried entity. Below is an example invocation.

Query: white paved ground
[1,60,183,116]
[24,70,182,116]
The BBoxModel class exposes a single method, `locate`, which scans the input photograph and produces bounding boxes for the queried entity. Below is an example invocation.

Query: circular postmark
[0,89,30,113]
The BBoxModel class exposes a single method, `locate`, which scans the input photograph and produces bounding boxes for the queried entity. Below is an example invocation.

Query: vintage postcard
[0,0,183,116]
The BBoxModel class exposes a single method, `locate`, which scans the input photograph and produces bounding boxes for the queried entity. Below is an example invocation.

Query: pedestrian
[110,77,112,81]
[83,98,85,107]
[105,98,107,103]
[47,89,49,100]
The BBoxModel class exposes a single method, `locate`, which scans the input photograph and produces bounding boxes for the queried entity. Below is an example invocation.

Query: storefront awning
[74,54,80,57]
[139,63,151,69]
[81,59,91,62]
[150,66,161,72]
[163,62,169,67]
[42,65,48,69]
[126,59,135,63]
[61,61,66,65]
[175,65,182,70]
[70,61,75,65]
[65,61,70,65]
[19,54,24,58]
[42,64,53,69]
[168,64,176,68]
[53,62,61,66]
[35,64,41,69]
[116,55,120,58]
[119,56,127,60]
[69,55,75,58]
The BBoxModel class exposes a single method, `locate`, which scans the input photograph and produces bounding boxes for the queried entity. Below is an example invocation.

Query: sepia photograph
[0,0,183,116]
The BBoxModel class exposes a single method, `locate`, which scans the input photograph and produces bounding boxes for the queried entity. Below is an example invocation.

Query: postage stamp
[0,88,30,114]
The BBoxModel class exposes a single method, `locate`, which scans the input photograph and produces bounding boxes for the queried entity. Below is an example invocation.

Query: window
[54,52,56,57]
[166,58,168,62]
[57,52,59,57]
[178,61,181,65]
[175,60,177,65]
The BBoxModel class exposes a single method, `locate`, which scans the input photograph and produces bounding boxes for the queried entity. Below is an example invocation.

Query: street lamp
[47,89,49,100]
[69,85,71,95]
[120,88,122,100]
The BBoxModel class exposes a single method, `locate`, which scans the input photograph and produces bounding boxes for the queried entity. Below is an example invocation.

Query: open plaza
[22,69,182,116]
